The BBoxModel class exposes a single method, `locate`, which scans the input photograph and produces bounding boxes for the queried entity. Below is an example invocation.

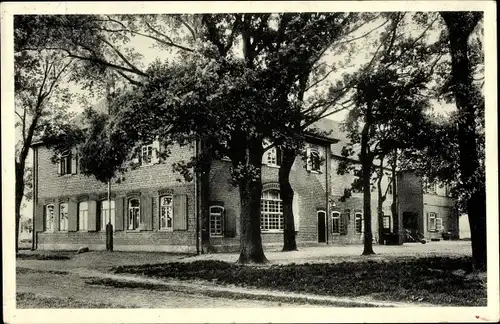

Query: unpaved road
[16,268,323,308]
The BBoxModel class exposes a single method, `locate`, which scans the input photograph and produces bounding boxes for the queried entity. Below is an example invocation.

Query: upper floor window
[140,141,160,166]
[78,201,88,231]
[45,204,55,233]
[209,205,225,237]
[58,151,72,175]
[128,198,141,230]
[261,190,283,232]
[159,196,173,231]
[59,203,68,231]
[355,212,363,234]
[100,200,116,230]
[263,139,282,167]
[307,146,321,172]
[141,145,154,165]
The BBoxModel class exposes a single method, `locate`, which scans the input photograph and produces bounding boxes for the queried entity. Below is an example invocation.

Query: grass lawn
[16,292,129,308]
[113,256,486,306]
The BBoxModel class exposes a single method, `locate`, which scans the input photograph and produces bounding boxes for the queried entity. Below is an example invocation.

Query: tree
[438,12,485,271]
[14,46,75,252]
[338,12,442,254]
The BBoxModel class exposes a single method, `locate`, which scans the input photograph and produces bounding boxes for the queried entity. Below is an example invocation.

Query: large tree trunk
[390,155,401,244]
[280,147,297,252]
[376,157,385,245]
[441,12,485,271]
[15,161,24,253]
[360,118,375,255]
[199,140,215,254]
[237,138,267,264]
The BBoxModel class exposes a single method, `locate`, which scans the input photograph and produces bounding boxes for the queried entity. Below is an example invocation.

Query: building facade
[31,119,458,253]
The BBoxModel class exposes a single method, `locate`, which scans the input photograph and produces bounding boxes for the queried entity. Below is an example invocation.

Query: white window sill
[308,170,321,174]
[159,228,174,232]
[261,230,284,234]
[263,164,281,169]
[210,234,224,238]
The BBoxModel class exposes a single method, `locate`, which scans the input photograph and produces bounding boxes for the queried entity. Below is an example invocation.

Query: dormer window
[306,146,321,172]
[262,139,282,167]
[58,150,76,176]
[140,141,160,166]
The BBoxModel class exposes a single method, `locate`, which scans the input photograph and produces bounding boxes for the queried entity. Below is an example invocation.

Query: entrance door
[317,211,326,243]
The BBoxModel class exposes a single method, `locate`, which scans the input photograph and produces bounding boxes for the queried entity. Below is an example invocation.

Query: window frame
[260,189,284,233]
[263,139,282,168]
[59,202,68,232]
[383,214,392,231]
[331,211,341,235]
[58,150,72,176]
[309,147,321,172]
[428,212,437,232]
[209,205,225,237]
[78,201,88,232]
[141,144,154,166]
[128,198,141,230]
[355,212,363,234]
[100,199,116,231]
[45,204,55,233]
[159,195,174,231]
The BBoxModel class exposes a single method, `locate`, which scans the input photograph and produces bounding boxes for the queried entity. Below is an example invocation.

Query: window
[388,177,393,195]
[331,211,341,234]
[308,147,321,172]
[45,204,55,232]
[128,198,141,230]
[78,201,88,231]
[383,215,392,231]
[263,139,282,167]
[428,212,443,232]
[159,196,173,231]
[100,200,116,230]
[58,151,72,175]
[261,190,283,232]
[59,203,68,231]
[355,212,363,234]
[141,145,154,166]
[209,206,224,237]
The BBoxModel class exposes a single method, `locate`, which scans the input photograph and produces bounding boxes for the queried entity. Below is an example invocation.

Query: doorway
[317,210,326,243]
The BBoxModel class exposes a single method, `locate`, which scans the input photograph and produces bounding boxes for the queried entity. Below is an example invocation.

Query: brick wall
[207,142,331,251]
[34,143,198,253]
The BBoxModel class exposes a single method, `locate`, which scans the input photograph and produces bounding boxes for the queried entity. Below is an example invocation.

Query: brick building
[31,117,458,253]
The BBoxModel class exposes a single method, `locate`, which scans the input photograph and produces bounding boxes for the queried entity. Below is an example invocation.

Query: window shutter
[53,203,60,232]
[173,194,188,230]
[71,149,78,174]
[341,212,349,235]
[141,194,153,230]
[68,200,78,231]
[35,202,45,232]
[57,158,62,176]
[114,197,124,231]
[306,147,311,171]
[436,218,443,231]
[87,200,98,231]
[152,140,160,164]
[292,194,300,231]
[224,209,236,237]
[426,212,430,231]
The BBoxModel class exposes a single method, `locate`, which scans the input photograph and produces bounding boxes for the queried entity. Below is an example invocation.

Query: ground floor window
[59,203,68,231]
[331,211,341,234]
[45,204,55,232]
[100,200,116,230]
[429,212,444,232]
[128,198,140,230]
[261,190,283,232]
[355,212,363,234]
[209,205,224,237]
[383,214,392,231]
[159,196,173,230]
[78,201,88,231]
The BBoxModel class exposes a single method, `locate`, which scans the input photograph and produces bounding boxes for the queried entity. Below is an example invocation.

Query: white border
[2,1,498,323]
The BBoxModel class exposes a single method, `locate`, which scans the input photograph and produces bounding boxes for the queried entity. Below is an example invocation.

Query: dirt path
[16,268,326,308]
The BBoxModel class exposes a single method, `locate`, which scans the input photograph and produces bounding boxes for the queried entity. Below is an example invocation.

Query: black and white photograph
[2,1,498,323]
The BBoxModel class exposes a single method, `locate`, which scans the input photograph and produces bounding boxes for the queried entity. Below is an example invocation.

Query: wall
[34,142,198,253]
[329,157,394,244]
[207,141,331,252]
